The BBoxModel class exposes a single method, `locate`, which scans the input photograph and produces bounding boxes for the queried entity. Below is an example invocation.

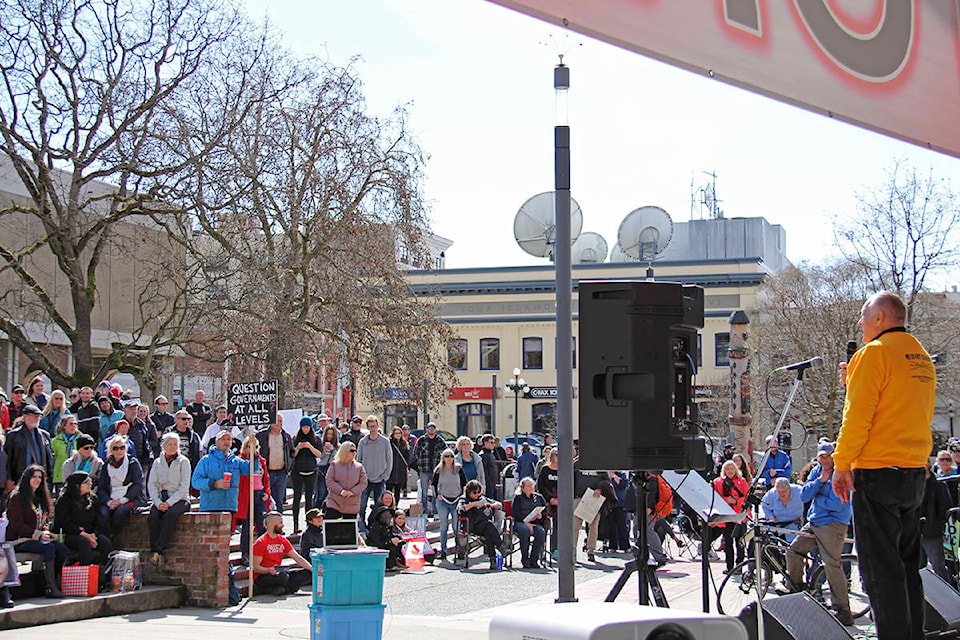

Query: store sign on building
[448,387,495,400]
[524,386,557,399]
[375,387,413,401]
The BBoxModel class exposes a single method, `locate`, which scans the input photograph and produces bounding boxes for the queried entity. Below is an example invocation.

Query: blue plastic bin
[310,603,385,640]
[310,548,387,606]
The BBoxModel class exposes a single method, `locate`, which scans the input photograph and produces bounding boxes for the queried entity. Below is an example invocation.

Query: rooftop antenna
[617,205,674,279]
[513,191,583,261]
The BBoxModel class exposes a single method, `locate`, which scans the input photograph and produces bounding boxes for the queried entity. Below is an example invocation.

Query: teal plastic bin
[310,603,385,640]
[310,548,387,606]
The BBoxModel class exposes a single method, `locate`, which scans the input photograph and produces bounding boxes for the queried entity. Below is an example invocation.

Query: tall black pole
[554,59,575,603]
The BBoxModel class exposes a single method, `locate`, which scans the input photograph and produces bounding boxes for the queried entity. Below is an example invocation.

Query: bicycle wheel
[808,554,871,619]
[717,559,775,616]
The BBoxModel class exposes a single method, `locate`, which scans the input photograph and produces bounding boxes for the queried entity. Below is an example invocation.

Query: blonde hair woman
[324,441,368,519]
[454,435,485,488]
[711,459,749,572]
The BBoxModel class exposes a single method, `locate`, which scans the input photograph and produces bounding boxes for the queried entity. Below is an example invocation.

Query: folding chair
[455,508,512,569]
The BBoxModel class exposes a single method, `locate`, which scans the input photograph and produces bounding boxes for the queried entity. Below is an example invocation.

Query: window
[715,332,730,367]
[531,402,556,435]
[384,404,418,430]
[456,403,491,437]
[448,338,467,370]
[523,337,543,370]
[480,338,500,370]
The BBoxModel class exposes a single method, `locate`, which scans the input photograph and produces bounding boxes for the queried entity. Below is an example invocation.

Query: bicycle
[716,521,871,620]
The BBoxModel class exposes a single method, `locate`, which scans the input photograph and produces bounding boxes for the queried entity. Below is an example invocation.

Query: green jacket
[51,433,80,483]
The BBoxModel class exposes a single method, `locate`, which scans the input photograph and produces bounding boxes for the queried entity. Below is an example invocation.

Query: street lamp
[506,367,529,460]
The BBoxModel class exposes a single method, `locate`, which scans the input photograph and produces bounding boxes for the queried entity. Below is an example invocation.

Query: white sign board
[489,0,960,158]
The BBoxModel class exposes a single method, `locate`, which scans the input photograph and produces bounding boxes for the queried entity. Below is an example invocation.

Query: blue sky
[243,0,960,278]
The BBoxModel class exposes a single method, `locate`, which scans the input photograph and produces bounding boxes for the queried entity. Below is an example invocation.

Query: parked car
[500,433,543,457]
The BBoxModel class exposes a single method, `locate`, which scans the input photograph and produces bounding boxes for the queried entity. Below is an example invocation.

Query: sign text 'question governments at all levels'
[227,380,279,428]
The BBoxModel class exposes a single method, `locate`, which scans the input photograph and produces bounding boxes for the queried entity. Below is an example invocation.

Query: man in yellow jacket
[833,292,936,640]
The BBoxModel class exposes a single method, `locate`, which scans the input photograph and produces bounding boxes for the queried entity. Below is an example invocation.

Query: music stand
[663,469,745,613]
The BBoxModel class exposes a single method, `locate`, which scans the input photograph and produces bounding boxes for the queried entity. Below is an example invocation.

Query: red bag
[61,565,99,597]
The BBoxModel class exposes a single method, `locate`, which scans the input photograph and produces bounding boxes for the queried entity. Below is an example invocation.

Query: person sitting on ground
[50,414,81,493]
[432,448,468,560]
[252,511,314,596]
[62,432,103,484]
[5,464,67,597]
[761,477,804,543]
[54,471,113,588]
[512,477,548,568]
[457,479,508,570]
[299,508,325,558]
[191,430,250,514]
[366,501,403,570]
[147,432,192,565]
[97,435,146,537]
[392,509,435,565]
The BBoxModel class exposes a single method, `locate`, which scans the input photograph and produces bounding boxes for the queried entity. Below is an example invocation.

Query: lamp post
[506,367,529,460]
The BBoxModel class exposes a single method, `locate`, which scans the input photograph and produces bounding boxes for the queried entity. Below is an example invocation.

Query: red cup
[222,472,232,483]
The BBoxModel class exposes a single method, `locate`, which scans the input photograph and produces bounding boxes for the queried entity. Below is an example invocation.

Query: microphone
[846,341,857,362]
[769,356,823,375]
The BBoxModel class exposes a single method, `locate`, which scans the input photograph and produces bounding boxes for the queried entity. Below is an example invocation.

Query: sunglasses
[80,445,94,451]
[176,416,191,420]
[12,391,23,395]
[443,454,454,458]
[69,394,79,399]
[939,458,952,462]
[157,401,168,405]
[111,446,125,451]
[349,449,357,453]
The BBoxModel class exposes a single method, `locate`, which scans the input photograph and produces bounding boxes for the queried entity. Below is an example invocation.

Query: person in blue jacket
[758,435,793,486]
[785,442,854,627]
[191,430,250,513]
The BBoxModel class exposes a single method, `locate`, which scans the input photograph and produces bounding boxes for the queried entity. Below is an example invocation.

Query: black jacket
[299,522,325,557]
[388,440,410,486]
[186,402,213,434]
[922,473,954,538]
[54,494,101,535]
[4,424,54,484]
[71,401,102,443]
[481,450,500,495]
[256,427,295,475]
[366,504,396,549]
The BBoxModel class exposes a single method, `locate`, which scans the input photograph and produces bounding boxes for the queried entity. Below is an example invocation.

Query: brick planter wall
[114,511,231,608]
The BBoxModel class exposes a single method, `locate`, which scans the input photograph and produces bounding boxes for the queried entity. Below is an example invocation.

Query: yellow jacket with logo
[834,329,936,472]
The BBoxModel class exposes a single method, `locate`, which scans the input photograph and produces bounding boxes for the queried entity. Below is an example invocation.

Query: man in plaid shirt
[411,423,446,517]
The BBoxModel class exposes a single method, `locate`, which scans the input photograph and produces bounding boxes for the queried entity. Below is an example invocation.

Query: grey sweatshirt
[357,434,394,483]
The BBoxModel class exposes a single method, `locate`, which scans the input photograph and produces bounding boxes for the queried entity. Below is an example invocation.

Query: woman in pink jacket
[324,441,368,519]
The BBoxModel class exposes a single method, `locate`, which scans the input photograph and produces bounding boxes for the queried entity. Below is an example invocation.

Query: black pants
[386,483,405,502]
[253,567,312,594]
[467,519,502,558]
[853,467,925,640]
[323,506,356,520]
[291,470,317,528]
[63,533,113,566]
[148,500,190,553]
[608,507,630,551]
[709,524,743,570]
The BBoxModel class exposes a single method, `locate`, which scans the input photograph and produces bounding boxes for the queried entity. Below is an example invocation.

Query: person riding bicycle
[787,442,855,627]
[760,477,803,543]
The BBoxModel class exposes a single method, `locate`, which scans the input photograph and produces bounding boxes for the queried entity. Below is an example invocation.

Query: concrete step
[0,585,185,630]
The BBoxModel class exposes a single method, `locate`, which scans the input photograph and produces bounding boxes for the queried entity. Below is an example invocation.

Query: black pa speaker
[922,567,960,633]
[578,280,705,472]
[738,593,854,640]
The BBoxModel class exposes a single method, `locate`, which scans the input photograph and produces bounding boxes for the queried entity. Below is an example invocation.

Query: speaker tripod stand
[605,471,669,607]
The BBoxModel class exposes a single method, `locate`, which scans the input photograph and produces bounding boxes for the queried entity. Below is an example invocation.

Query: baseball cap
[305,508,322,521]
[123,398,141,409]
[426,422,437,429]
[11,384,24,393]
[817,442,836,456]
[317,413,330,421]
[351,415,363,423]
[216,429,232,440]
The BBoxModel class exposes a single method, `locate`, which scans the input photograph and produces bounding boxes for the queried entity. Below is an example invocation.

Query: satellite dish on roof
[617,206,673,278]
[571,232,608,264]
[513,191,583,260]
[608,244,632,263]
